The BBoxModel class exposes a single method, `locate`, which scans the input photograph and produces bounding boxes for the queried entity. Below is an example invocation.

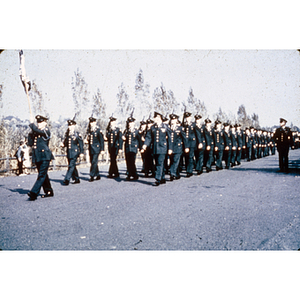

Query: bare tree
[186,87,207,117]
[153,83,179,116]
[237,104,252,128]
[92,88,107,130]
[115,82,133,127]
[29,80,49,118]
[71,68,90,122]
[251,113,260,128]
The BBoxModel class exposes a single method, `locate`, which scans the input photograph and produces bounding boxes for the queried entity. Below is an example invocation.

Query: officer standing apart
[61,119,84,185]
[274,118,294,173]
[85,116,105,182]
[27,115,54,201]
[142,112,171,186]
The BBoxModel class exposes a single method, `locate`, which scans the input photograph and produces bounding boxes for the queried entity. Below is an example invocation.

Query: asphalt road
[1,150,300,250]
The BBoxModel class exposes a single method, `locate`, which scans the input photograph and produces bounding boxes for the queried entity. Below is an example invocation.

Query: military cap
[280,118,287,123]
[127,116,136,123]
[154,111,163,118]
[109,116,117,122]
[140,120,147,125]
[162,115,169,122]
[146,118,154,124]
[89,117,97,123]
[245,127,249,130]
[67,119,76,126]
[223,122,230,127]
[250,126,254,129]
[194,114,202,120]
[35,115,48,123]
[215,119,222,125]
[205,118,212,124]
[183,111,192,118]
[169,113,179,120]
[235,124,241,128]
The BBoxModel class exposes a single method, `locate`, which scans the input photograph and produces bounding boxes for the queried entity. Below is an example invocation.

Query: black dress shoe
[73,179,80,184]
[125,176,131,181]
[89,177,94,182]
[28,191,37,201]
[186,173,193,178]
[197,171,203,175]
[175,176,181,180]
[95,175,101,180]
[63,180,69,186]
[133,175,139,180]
[170,176,175,181]
[41,191,54,198]
[152,181,160,186]
[206,168,212,173]
[107,174,114,178]
[225,166,229,169]
[161,179,166,184]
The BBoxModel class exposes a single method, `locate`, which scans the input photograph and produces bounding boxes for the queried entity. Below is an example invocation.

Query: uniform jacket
[223,131,232,150]
[236,131,244,148]
[182,122,197,149]
[144,123,171,155]
[195,124,206,149]
[169,125,187,154]
[213,129,225,151]
[106,127,123,154]
[274,127,294,149]
[86,127,104,154]
[63,131,84,159]
[245,134,252,148]
[204,127,214,149]
[28,123,54,163]
[123,128,141,154]
[231,132,238,148]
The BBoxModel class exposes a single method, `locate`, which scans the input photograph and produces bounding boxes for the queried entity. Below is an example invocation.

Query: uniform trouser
[271,146,276,155]
[264,146,269,156]
[236,148,242,164]
[204,148,214,169]
[31,160,52,195]
[223,150,231,168]
[185,147,195,174]
[144,149,155,175]
[278,147,289,171]
[18,160,23,175]
[252,147,257,159]
[109,149,119,176]
[195,149,205,172]
[231,149,237,164]
[141,152,145,172]
[65,156,79,181]
[246,146,252,160]
[214,149,223,169]
[257,147,262,158]
[89,152,100,177]
[154,154,166,182]
[169,153,181,177]
[125,152,137,177]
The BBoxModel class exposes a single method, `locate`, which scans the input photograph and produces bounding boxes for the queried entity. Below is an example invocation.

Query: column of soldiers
[27,113,297,200]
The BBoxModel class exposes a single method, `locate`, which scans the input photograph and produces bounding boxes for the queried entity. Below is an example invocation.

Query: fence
[0,149,140,176]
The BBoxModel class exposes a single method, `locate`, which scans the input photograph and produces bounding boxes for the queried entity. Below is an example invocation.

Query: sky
[1,49,299,128]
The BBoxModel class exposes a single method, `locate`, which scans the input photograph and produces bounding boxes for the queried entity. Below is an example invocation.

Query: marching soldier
[235,124,243,165]
[257,129,263,159]
[250,127,257,160]
[213,120,224,171]
[143,117,155,177]
[106,116,123,178]
[142,112,171,186]
[230,125,238,167]
[61,119,84,185]
[122,114,141,180]
[203,118,214,172]
[244,127,252,161]
[27,115,54,201]
[138,119,147,173]
[85,116,105,182]
[223,123,232,169]
[274,118,294,173]
[182,111,197,177]
[194,114,206,175]
[168,113,187,180]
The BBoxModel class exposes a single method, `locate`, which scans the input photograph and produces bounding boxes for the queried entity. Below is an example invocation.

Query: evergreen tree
[237,104,252,128]
[153,83,178,116]
[116,82,133,127]
[251,113,260,128]
[29,80,49,118]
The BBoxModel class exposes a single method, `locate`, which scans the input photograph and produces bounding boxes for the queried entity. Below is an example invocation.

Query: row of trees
[1,69,299,166]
